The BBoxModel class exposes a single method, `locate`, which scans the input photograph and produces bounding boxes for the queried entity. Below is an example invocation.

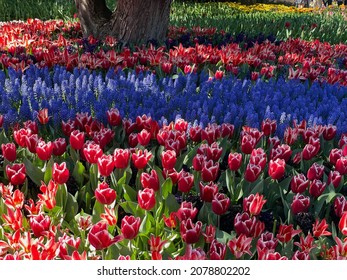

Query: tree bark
[75,0,172,45]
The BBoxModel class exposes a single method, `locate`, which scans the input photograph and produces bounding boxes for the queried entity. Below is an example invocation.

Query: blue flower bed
[1,65,347,136]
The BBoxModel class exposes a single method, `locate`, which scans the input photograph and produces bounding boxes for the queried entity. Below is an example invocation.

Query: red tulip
[307,162,324,181]
[329,148,342,165]
[189,126,202,142]
[228,234,253,259]
[138,188,156,210]
[270,144,292,162]
[291,193,310,215]
[131,149,152,169]
[203,225,216,243]
[25,134,39,153]
[243,193,267,216]
[88,221,122,250]
[13,128,31,147]
[241,134,256,154]
[29,213,51,237]
[323,124,336,141]
[276,224,301,243]
[161,150,177,170]
[52,162,69,185]
[37,108,49,124]
[180,218,202,244]
[6,163,26,185]
[228,152,242,171]
[97,154,115,177]
[334,196,347,218]
[36,140,53,161]
[0,114,3,128]
[140,169,159,192]
[137,129,151,146]
[192,154,206,172]
[201,160,219,182]
[95,182,116,205]
[1,143,16,162]
[177,170,194,193]
[113,148,130,169]
[283,127,298,145]
[290,174,309,194]
[163,212,177,228]
[336,157,347,175]
[328,171,342,188]
[339,212,347,236]
[106,108,121,126]
[212,193,230,215]
[261,118,277,136]
[268,159,286,180]
[257,232,278,252]
[83,142,103,164]
[69,130,85,150]
[199,182,218,203]
[302,144,319,160]
[121,215,141,240]
[234,212,257,237]
[309,179,326,198]
[209,239,226,260]
[312,218,331,237]
[244,163,262,182]
[52,138,67,156]
[176,201,198,221]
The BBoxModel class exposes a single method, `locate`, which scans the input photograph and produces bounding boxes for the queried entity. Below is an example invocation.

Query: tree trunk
[75,0,172,45]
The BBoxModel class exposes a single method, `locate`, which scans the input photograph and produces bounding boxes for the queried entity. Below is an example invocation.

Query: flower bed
[1,108,347,260]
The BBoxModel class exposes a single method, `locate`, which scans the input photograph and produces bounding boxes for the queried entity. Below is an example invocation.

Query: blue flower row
[0,65,346,137]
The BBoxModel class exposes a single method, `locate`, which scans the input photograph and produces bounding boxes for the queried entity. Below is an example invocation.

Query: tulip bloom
[36,140,53,161]
[336,157,347,176]
[131,149,152,169]
[328,171,342,188]
[69,130,85,150]
[6,163,26,185]
[52,138,67,156]
[244,163,262,183]
[329,148,343,165]
[268,159,285,180]
[276,224,301,243]
[339,212,347,236]
[203,225,216,244]
[1,143,16,162]
[137,129,151,146]
[83,142,103,164]
[106,108,121,126]
[163,212,177,229]
[140,170,159,192]
[180,218,202,244]
[138,188,156,211]
[243,193,267,216]
[121,215,141,240]
[161,150,177,170]
[97,154,115,177]
[212,193,230,215]
[201,160,219,182]
[95,182,116,205]
[176,201,198,222]
[113,148,130,169]
[88,221,122,250]
[209,240,226,260]
[37,108,49,124]
[241,134,256,154]
[290,174,309,194]
[52,162,69,184]
[177,171,194,193]
[309,179,326,198]
[307,162,325,181]
[228,152,242,171]
[228,234,253,259]
[261,118,277,137]
[199,182,218,203]
[29,213,51,237]
[334,196,347,218]
[291,194,310,215]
